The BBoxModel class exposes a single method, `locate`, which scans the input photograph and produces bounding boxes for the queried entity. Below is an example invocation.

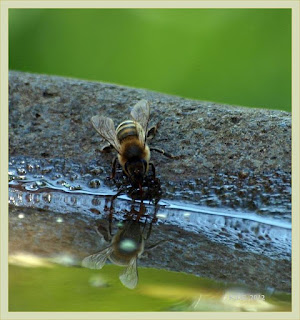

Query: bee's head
[125,159,148,186]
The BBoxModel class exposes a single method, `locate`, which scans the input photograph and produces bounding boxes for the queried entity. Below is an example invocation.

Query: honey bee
[82,203,156,289]
[91,100,175,188]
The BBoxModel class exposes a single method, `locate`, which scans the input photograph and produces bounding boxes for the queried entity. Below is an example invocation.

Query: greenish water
[9,263,291,312]
[9,9,291,111]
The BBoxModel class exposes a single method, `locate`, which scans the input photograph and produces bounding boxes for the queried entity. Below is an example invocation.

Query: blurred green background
[9,9,291,111]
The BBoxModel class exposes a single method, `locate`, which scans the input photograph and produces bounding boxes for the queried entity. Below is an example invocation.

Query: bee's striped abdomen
[116,120,137,142]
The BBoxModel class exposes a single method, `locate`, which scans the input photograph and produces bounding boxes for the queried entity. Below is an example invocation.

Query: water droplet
[17,193,23,202]
[17,168,26,175]
[33,174,44,179]
[42,193,52,203]
[69,185,82,191]
[57,180,69,187]
[25,182,38,191]
[69,196,77,205]
[33,194,40,203]
[89,179,101,189]
[9,196,16,205]
[40,167,53,174]
[92,197,101,206]
[51,173,62,180]
[70,173,79,181]
[26,163,34,172]
[25,193,33,203]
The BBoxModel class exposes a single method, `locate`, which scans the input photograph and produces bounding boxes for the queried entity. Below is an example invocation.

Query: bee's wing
[130,100,150,145]
[82,246,113,269]
[91,116,121,153]
[119,257,138,289]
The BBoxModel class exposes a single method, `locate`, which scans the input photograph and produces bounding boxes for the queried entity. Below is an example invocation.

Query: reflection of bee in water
[91,100,177,188]
[82,203,157,289]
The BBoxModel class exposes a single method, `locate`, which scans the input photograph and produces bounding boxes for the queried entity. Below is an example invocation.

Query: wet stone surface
[9,192,291,293]
[8,71,291,292]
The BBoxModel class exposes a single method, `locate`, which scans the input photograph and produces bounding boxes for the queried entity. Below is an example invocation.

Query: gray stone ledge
[9,71,291,177]
[9,71,291,214]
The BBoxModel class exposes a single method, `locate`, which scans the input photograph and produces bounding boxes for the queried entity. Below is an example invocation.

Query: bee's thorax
[119,138,146,161]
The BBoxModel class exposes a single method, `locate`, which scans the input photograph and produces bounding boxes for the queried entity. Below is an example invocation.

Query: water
[8,156,291,311]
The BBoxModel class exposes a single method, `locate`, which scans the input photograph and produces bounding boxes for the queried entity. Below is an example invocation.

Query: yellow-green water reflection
[9,258,291,312]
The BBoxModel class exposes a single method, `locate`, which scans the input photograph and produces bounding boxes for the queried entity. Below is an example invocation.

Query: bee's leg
[149,162,156,178]
[94,224,112,241]
[150,147,179,159]
[138,201,146,216]
[105,188,124,235]
[108,188,124,210]
[144,216,158,240]
[108,211,113,237]
[141,216,148,234]
[110,157,118,180]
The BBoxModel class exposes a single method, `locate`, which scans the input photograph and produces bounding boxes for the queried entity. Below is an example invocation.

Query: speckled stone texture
[9,71,291,215]
[9,71,291,176]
